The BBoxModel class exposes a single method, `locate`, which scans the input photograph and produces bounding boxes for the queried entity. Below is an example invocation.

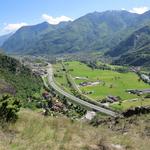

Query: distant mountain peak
[0,33,13,47]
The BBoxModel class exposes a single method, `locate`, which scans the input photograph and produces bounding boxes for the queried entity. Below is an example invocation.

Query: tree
[0,95,21,123]
[109,84,113,88]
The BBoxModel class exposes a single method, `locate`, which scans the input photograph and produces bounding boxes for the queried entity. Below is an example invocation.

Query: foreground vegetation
[0,109,149,150]
[0,95,21,124]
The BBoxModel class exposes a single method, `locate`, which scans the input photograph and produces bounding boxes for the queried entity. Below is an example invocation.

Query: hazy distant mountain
[0,33,13,46]
[2,21,70,54]
[2,10,150,56]
[106,25,150,66]
[32,11,140,55]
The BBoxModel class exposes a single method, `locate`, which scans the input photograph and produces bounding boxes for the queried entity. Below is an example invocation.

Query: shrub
[0,95,21,123]
[145,94,150,98]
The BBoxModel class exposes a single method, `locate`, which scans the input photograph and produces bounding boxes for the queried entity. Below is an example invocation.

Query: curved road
[47,64,118,117]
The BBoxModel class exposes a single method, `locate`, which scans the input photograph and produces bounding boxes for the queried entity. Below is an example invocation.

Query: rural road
[46,64,117,117]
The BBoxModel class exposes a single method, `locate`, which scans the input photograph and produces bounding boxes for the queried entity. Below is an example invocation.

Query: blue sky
[0,0,150,35]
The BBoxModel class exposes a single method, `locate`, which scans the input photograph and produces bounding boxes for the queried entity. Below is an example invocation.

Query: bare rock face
[84,111,96,120]
[0,80,16,95]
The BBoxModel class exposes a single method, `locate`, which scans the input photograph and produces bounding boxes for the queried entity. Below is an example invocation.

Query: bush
[145,94,150,98]
[0,95,21,123]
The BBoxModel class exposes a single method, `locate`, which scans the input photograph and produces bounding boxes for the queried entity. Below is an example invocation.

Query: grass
[111,98,150,111]
[64,61,150,101]
[0,109,109,150]
[0,109,150,150]
[53,63,72,93]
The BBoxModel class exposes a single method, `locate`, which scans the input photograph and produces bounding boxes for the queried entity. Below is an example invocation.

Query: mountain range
[1,10,150,66]
[0,33,13,47]
[106,25,150,66]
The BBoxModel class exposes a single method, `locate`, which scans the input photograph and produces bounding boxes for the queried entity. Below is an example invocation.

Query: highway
[46,64,118,117]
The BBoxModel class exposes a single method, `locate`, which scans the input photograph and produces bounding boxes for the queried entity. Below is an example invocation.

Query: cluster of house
[130,66,141,73]
[130,66,150,83]
[32,68,47,76]
[140,74,150,83]
[42,92,64,112]
[21,56,49,76]
[126,89,150,95]
[51,102,64,112]
[79,81,100,87]
[42,92,51,99]
[27,62,48,76]
[101,95,120,103]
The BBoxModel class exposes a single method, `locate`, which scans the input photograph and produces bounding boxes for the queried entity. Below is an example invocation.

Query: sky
[0,0,150,35]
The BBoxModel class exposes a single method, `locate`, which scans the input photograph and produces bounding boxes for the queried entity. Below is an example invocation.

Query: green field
[53,63,72,93]
[63,61,150,101]
[111,99,150,111]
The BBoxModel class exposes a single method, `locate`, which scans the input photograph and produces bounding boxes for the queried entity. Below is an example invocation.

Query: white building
[141,74,150,83]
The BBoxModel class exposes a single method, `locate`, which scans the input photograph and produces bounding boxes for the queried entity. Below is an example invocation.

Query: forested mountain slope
[2,22,70,54]
[2,10,148,55]
[0,53,42,101]
[106,25,150,66]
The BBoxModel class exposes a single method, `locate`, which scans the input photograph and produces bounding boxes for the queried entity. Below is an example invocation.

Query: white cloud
[3,23,28,32]
[129,6,149,14]
[121,8,126,11]
[42,14,73,24]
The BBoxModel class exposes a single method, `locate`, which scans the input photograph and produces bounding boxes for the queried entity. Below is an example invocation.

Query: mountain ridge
[0,33,13,46]
[1,10,150,59]
[106,25,150,66]
[2,21,72,53]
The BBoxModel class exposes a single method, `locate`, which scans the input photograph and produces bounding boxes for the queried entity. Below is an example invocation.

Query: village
[21,58,150,110]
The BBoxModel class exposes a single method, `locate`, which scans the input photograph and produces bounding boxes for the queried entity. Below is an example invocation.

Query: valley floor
[53,61,150,111]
